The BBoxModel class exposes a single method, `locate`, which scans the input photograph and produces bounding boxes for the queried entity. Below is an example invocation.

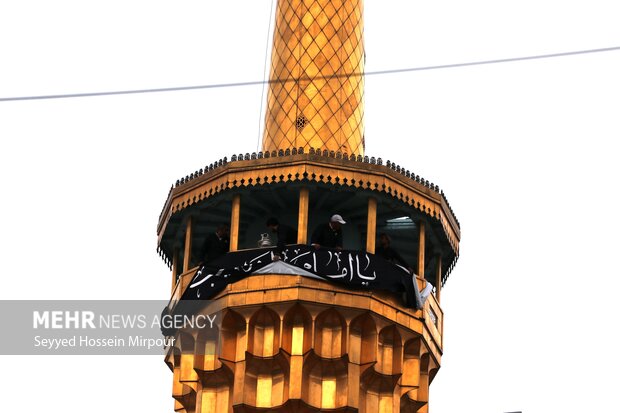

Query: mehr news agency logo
[32,310,216,351]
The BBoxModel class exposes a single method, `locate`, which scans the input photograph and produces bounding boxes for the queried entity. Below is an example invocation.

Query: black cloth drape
[181,244,422,308]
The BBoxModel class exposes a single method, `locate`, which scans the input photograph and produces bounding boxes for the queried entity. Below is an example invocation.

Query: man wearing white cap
[310,214,346,251]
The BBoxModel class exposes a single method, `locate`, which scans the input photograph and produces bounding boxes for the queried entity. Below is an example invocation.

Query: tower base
[165,274,443,412]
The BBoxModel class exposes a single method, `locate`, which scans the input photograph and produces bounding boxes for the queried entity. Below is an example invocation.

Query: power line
[1,46,619,103]
[364,46,620,76]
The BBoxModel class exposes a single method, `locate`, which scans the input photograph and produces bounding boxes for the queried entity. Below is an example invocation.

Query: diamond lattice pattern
[262,0,365,156]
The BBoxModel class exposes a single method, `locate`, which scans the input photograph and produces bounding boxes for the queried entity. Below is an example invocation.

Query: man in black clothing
[266,217,297,260]
[375,233,414,274]
[310,214,346,250]
[198,224,230,265]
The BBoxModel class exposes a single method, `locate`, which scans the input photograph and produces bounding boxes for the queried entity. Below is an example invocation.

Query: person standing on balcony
[266,217,297,260]
[198,224,230,265]
[376,233,414,274]
[311,214,346,251]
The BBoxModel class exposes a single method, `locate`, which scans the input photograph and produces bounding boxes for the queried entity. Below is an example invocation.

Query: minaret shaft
[262,0,365,156]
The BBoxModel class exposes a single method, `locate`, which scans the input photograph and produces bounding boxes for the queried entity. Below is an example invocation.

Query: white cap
[330,214,346,224]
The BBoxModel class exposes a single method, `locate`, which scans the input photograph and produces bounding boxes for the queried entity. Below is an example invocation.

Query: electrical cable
[1,46,618,103]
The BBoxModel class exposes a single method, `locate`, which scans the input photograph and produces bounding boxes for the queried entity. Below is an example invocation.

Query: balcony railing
[167,266,443,350]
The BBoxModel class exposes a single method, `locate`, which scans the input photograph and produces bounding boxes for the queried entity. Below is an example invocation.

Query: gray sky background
[1,1,619,412]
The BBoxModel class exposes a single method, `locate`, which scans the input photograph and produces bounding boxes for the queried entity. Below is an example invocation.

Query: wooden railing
[425,289,444,348]
[415,275,443,347]
[168,266,199,313]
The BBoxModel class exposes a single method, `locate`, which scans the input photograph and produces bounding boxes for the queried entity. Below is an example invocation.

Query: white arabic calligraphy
[190,268,225,289]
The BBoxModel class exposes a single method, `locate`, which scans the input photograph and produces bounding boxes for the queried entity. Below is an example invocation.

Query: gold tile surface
[263,0,365,156]
[167,275,441,412]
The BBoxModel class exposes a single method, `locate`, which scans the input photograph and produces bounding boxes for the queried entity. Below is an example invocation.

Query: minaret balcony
[157,149,459,294]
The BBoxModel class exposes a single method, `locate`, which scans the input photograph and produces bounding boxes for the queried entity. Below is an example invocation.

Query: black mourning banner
[181,245,423,309]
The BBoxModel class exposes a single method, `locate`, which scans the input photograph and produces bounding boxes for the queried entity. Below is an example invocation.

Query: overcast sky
[1,1,619,412]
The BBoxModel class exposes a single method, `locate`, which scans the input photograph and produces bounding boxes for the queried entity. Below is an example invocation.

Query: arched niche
[314,308,346,359]
[303,359,348,410]
[349,313,377,365]
[376,325,403,376]
[244,356,289,409]
[402,337,422,387]
[197,365,234,413]
[172,344,197,411]
[399,391,427,413]
[360,374,399,413]
[282,304,312,356]
[178,331,198,384]
[420,352,430,373]
[195,320,220,372]
[220,310,246,362]
[418,353,431,402]
[172,346,185,398]
[247,307,281,358]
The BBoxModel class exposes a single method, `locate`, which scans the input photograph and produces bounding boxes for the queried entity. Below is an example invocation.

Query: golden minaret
[157,1,460,412]
[263,0,365,156]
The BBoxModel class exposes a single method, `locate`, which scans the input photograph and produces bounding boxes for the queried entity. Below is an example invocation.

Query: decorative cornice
[158,148,460,243]
[169,148,455,209]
